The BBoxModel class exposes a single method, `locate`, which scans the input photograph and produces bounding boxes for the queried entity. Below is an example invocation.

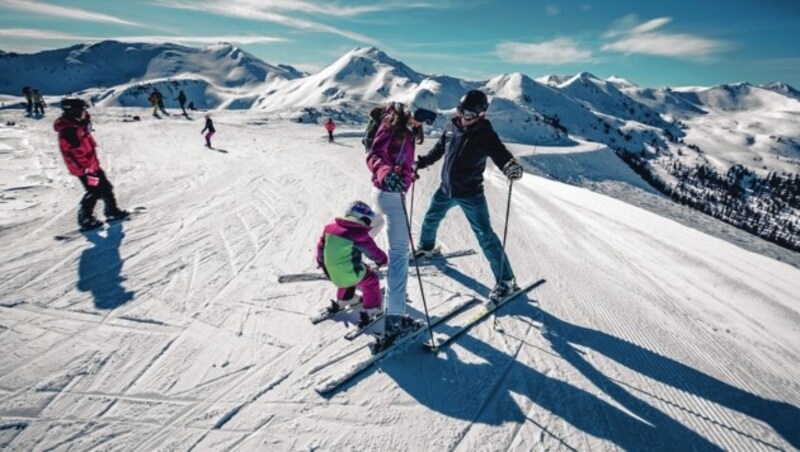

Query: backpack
[361,107,384,152]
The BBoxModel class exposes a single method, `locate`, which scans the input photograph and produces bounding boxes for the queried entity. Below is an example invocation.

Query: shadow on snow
[329,272,798,450]
[77,222,135,310]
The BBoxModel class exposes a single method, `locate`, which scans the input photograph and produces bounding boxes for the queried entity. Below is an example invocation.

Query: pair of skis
[313,278,545,394]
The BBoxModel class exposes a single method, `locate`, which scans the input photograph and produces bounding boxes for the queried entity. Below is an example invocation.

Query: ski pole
[409,176,416,233]
[493,178,514,330]
[400,192,436,350]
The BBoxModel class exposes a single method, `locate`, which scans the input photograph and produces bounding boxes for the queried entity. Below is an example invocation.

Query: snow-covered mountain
[2,41,798,182]
[0,40,304,109]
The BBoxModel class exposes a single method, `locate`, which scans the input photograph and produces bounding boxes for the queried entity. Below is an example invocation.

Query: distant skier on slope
[175,90,188,116]
[21,86,32,116]
[31,89,46,117]
[149,90,159,117]
[325,118,336,142]
[414,90,523,302]
[316,201,388,324]
[54,99,129,231]
[201,114,215,148]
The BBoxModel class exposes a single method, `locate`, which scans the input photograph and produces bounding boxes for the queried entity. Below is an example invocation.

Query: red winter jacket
[54,114,100,176]
[325,120,336,132]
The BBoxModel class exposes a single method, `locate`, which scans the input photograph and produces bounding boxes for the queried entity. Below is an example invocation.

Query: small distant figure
[154,88,168,116]
[175,90,188,116]
[54,98,129,231]
[31,89,46,117]
[325,118,336,142]
[188,101,196,111]
[201,114,215,148]
[149,90,159,117]
[21,86,32,116]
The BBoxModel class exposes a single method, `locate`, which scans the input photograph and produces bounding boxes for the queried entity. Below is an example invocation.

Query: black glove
[383,171,404,192]
[415,157,427,170]
[503,160,523,180]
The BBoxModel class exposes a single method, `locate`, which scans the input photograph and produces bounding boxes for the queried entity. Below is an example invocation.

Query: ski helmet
[345,200,377,226]
[410,89,438,125]
[457,90,489,116]
[60,98,88,115]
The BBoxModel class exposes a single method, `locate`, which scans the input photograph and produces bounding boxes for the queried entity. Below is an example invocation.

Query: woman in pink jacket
[365,102,433,341]
[325,118,336,142]
[54,98,128,231]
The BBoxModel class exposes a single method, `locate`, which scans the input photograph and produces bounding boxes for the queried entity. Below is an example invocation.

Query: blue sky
[1,0,799,88]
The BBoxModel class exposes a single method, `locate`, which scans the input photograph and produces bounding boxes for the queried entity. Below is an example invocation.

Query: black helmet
[60,98,88,113]
[457,90,489,114]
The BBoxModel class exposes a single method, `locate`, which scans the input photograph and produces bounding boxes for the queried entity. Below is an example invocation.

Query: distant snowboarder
[154,88,168,116]
[201,114,215,148]
[325,118,336,142]
[54,98,129,231]
[316,201,387,324]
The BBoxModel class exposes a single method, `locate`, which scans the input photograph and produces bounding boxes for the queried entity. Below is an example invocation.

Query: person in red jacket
[325,118,336,142]
[54,98,129,231]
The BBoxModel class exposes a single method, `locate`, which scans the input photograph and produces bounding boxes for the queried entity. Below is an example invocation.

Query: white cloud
[0,28,94,40]
[546,5,560,16]
[0,0,144,27]
[602,15,728,59]
[496,38,593,65]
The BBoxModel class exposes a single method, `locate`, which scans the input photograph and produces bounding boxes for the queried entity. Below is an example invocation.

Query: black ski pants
[78,169,119,219]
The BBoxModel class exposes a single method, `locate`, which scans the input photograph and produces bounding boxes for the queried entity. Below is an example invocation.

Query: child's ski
[314,295,477,394]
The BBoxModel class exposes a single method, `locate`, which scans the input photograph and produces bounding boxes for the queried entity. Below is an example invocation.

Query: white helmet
[345,200,377,226]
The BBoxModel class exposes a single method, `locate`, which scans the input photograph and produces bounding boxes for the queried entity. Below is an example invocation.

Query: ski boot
[372,314,420,352]
[105,209,131,223]
[327,294,362,315]
[356,305,382,328]
[78,210,104,232]
[488,279,519,304]
[411,244,440,260]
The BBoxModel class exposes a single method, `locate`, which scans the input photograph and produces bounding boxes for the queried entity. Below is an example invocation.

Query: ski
[314,295,477,394]
[54,207,147,241]
[343,312,384,341]
[408,248,477,265]
[279,266,438,284]
[310,299,364,324]
[422,279,546,352]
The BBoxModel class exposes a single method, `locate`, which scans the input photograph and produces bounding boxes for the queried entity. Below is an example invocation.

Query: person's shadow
[330,280,798,450]
[77,222,134,309]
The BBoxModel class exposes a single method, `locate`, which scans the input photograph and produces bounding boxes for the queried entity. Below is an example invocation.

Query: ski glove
[383,171,405,192]
[503,160,523,180]
[86,173,100,187]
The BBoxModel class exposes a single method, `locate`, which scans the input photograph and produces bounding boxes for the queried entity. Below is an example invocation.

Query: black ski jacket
[417,118,514,197]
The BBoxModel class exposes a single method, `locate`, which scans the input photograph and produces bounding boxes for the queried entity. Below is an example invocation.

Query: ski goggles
[413,108,437,125]
[457,107,480,121]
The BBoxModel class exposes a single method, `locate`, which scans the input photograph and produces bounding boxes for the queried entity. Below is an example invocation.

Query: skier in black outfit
[176,90,187,116]
[201,115,215,147]
[414,90,524,301]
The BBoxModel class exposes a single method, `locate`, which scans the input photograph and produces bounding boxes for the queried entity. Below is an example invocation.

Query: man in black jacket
[415,90,524,301]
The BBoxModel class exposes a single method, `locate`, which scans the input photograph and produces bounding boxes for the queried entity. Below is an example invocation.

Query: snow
[1,105,798,450]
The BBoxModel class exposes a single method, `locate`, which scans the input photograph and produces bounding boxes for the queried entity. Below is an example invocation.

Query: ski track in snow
[0,108,798,451]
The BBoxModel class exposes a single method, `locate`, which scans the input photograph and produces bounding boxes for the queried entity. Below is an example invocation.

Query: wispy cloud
[496,38,593,65]
[0,0,144,27]
[157,0,381,45]
[602,15,729,59]
[545,5,560,16]
[0,28,286,48]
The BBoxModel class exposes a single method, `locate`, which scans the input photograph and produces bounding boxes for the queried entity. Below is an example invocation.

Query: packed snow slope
[0,108,799,451]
